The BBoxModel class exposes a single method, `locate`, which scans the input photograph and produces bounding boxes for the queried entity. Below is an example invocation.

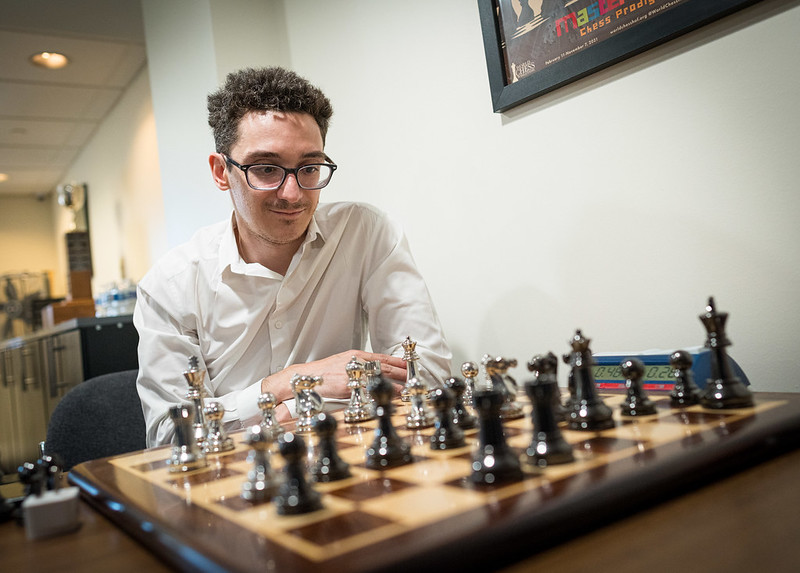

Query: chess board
[69,391,800,573]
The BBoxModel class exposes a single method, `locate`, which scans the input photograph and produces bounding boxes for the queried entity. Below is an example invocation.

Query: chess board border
[69,392,800,573]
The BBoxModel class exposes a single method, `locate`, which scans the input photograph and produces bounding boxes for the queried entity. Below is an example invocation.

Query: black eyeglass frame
[224,155,338,190]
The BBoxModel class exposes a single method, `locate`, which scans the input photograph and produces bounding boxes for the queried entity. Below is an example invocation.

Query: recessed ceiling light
[30,51,69,69]
[0,173,9,183]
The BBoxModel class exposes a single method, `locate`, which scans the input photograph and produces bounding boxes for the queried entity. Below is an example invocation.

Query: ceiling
[0,0,147,198]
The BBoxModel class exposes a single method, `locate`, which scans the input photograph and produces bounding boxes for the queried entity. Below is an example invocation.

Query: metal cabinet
[0,316,138,473]
[0,340,49,474]
[43,330,83,420]
[0,347,19,474]
[14,340,48,467]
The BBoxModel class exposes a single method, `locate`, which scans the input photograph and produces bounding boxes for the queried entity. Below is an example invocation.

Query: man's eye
[251,165,279,176]
[299,165,320,175]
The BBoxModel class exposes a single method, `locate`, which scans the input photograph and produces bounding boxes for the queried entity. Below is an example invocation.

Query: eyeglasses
[224,155,337,190]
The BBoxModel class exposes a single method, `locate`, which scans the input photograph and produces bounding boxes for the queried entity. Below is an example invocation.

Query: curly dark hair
[207,67,333,155]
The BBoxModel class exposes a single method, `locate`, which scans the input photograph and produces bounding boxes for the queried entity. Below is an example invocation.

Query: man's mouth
[267,202,306,215]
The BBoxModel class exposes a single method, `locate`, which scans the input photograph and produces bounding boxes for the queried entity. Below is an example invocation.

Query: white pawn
[461,361,479,407]
[204,400,235,454]
[258,392,285,441]
[344,356,375,423]
[406,376,435,429]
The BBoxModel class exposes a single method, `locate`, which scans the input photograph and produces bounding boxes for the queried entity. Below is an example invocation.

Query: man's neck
[234,224,304,276]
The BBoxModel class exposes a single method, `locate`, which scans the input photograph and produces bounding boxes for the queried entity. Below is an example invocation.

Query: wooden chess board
[69,391,800,573]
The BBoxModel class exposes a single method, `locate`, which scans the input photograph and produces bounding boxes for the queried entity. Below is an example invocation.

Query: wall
[56,66,164,294]
[141,0,290,250]
[132,0,800,392]
[0,194,59,289]
[277,0,800,392]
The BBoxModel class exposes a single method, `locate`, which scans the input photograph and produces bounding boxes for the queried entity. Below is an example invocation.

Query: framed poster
[478,0,764,112]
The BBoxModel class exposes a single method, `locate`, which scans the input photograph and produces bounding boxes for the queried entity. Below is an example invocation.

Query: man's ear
[209,153,230,191]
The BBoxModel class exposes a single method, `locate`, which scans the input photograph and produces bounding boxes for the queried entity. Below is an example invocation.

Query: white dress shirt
[134,201,452,447]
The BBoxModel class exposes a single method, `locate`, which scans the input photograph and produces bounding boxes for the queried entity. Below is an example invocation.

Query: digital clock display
[589,348,749,391]
[592,364,674,383]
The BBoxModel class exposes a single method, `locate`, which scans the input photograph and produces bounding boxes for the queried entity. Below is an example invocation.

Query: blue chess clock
[591,346,750,391]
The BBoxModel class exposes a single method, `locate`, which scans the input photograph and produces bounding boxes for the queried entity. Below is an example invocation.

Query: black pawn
[566,331,614,431]
[445,376,477,429]
[365,373,412,470]
[274,432,323,515]
[310,412,351,482]
[699,297,754,409]
[529,352,567,422]
[669,350,702,406]
[524,375,574,468]
[241,425,279,503]
[470,387,523,485]
[430,387,466,450]
[620,358,657,417]
[18,461,46,497]
[35,455,61,491]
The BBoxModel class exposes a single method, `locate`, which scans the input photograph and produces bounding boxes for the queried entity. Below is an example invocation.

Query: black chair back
[45,369,145,470]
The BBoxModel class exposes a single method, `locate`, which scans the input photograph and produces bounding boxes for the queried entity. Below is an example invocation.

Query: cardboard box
[41,298,96,328]
[68,270,93,300]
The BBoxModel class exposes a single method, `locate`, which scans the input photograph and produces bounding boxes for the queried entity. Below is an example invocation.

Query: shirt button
[275,320,283,329]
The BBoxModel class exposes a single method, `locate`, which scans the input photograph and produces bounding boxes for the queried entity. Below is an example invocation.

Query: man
[135,67,451,447]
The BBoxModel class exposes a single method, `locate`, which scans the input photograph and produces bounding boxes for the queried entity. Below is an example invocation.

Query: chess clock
[591,346,750,390]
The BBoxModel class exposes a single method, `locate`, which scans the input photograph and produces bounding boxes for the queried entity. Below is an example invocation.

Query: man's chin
[260,223,308,246]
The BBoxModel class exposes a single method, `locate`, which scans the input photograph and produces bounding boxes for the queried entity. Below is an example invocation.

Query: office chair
[45,369,146,470]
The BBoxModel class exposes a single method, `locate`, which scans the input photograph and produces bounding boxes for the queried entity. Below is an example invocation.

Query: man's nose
[276,173,303,202]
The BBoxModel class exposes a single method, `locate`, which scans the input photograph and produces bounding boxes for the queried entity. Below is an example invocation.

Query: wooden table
[3,391,799,572]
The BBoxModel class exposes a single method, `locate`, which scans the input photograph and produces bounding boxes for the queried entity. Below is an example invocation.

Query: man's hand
[260,350,406,404]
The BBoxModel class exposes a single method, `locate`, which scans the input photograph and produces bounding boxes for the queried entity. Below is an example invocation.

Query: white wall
[57,66,164,293]
[133,0,798,391]
[141,0,291,250]
[277,0,800,392]
[0,195,59,290]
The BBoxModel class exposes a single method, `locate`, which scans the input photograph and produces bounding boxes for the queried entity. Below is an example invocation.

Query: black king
[699,297,754,409]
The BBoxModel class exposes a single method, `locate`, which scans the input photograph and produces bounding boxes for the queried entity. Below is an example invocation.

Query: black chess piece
[365,373,412,470]
[528,352,567,422]
[18,461,46,497]
[241,424,279,503]
[565,330,614,431]
[444,376,476,429]
[274,432,323,515]
[698,297,754,409]
[619,358,657,417]
[470,387,523,485]
[669,350,702,406]
[310,412,351,482]
[429,387,466,450]
[524,363,574,468]
[41,455,63,491]
[483,355,524,420]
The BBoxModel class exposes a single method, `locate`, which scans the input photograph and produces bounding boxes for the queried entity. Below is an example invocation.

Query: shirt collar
[220,211,326,278]
[304,212,324,245]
